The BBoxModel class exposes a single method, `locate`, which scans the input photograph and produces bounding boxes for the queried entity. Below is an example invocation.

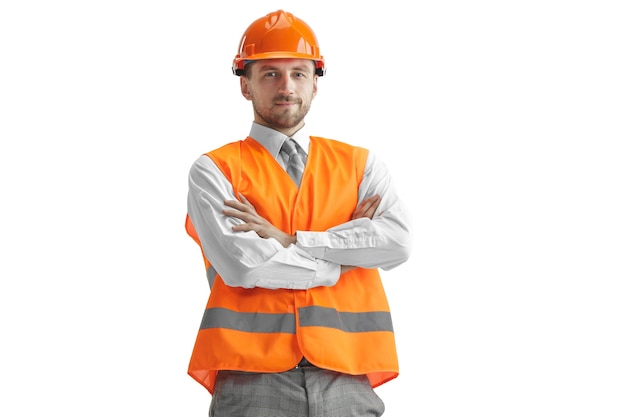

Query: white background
[1,1,625,416]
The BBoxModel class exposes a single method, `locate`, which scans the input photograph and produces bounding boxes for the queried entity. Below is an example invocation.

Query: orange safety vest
[186,136,399,393]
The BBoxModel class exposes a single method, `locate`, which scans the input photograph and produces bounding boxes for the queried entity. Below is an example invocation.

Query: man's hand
[223,194,296,248]
[351,194,382,220]
[342,194,382,273]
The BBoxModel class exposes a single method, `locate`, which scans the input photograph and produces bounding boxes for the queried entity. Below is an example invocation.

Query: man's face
[240,58,318,136]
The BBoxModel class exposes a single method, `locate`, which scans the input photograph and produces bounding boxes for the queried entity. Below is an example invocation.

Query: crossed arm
[222,194,382,274]
[223,193,382,247]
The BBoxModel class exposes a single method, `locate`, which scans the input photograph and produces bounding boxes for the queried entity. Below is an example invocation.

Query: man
[185,9,413,416]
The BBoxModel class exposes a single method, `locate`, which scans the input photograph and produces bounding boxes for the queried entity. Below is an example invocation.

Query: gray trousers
[209,366,385,417]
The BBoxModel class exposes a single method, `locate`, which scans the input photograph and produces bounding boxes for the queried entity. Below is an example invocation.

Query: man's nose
[277,75,295,95]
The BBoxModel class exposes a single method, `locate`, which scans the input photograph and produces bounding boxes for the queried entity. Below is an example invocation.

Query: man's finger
[225,199,254,214]
[238,193,251,204]
[352,195,381,219]
[359,199,376,214]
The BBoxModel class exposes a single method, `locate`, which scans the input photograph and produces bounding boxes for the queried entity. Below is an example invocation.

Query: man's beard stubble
[252,95,311,130]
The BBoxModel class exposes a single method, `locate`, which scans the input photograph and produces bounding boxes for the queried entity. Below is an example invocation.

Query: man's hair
[242,62,253,78]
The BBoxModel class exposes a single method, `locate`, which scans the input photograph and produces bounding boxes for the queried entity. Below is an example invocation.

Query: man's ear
[240,77,252,101]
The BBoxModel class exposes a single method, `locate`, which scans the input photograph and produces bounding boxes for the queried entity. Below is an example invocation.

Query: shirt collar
[248,122,311,159]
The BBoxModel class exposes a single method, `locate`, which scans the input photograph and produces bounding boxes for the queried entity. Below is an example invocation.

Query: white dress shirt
[187,122,413,290]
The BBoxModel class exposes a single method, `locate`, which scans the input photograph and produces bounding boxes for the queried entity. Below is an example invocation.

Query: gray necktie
[281,138,305,186]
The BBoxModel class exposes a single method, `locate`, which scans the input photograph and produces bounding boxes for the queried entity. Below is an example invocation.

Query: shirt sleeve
[295,152,413,270]
[187,155,341,290]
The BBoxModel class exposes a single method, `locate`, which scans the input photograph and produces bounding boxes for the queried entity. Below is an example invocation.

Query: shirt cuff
[295,230,328,258]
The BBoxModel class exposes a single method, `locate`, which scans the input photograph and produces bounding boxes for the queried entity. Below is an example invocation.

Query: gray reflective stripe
[206,266,217,288]
[200,306,393,334]
[299,306,394,333]
[200,307,296,334]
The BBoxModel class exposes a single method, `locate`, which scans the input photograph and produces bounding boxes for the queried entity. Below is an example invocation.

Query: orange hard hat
[232,10,326,76]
